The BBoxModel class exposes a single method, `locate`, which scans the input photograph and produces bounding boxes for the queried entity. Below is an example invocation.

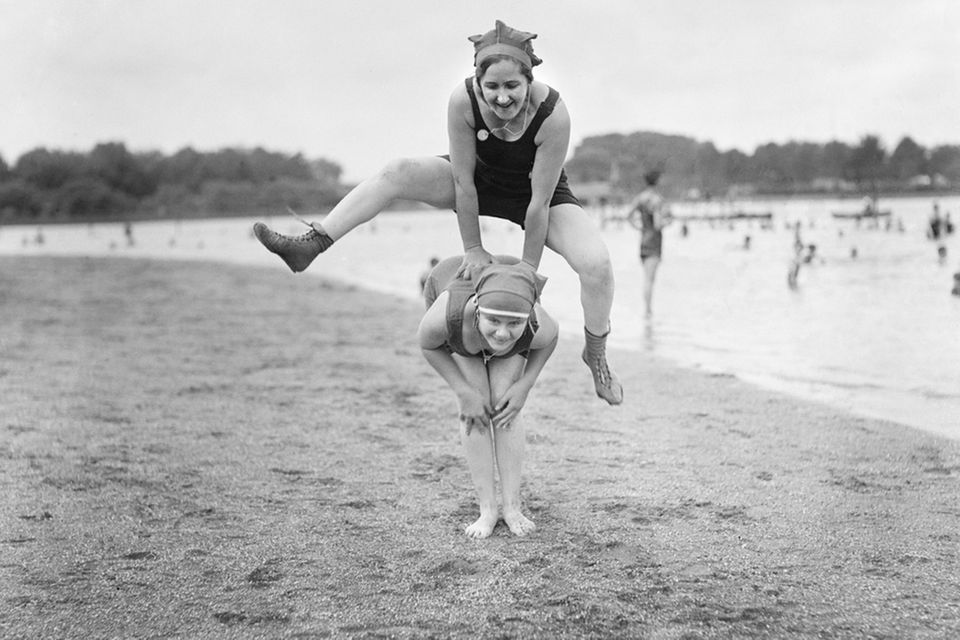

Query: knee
[376,157,420,187]
[572,247,614,285]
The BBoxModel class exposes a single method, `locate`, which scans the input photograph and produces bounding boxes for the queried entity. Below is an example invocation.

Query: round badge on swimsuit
[477,130,489,141]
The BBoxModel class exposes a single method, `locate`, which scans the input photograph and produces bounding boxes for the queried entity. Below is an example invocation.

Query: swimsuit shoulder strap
[464,77,486,132]
[525,86,560,138]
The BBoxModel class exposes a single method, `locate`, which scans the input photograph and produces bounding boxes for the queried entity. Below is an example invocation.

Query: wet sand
[2,255,959,638]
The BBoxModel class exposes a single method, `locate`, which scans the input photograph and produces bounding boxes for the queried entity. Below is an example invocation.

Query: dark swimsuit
[423,256,538,360]
[444,78,580,228]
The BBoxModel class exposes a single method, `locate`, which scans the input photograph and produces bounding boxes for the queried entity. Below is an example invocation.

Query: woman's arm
[653,195,673,230]
[524,96,571,268]
[491,306,559,428]
[447,83,493,279]
[418,296,492,432]
[516,305,559,387]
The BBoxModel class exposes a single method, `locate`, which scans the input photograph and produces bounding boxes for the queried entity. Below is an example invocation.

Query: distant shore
[2,188,958,228]
[2,256,959,638]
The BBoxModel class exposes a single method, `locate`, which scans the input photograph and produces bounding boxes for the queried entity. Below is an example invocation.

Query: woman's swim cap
[474,262,547,318]
[469,20,542,69]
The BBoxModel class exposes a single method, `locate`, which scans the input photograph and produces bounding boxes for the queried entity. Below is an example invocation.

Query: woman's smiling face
[478,58,529,121]
[477,310,527,354]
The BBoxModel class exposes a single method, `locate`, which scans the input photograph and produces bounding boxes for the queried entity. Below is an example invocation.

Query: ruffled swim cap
[469,19,542,69]
[474,262,547,318]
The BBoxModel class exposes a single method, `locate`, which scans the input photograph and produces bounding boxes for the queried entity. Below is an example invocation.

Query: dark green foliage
[89,142,158,198]
[0,180,43,220]
[14,148,87,190]
[566,132,960,197]
[1,144,346,223]
[50,178,136,219]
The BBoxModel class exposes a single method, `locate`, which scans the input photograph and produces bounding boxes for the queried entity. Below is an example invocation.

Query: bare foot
[503,510,536,536]
[464,512,499,539]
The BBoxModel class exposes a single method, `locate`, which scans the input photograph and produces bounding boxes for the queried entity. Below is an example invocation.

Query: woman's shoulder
[418,291,452,348]
[530,304,558,346]
[530,81,553,106]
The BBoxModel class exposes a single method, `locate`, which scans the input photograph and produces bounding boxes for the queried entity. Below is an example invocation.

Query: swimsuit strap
[465,77,487,132]
[463,77,559,139]
[523,87,558,139]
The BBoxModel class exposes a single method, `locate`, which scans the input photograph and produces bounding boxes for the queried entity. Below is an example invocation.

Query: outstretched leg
[545,203,623,405]
[255,156,456,272]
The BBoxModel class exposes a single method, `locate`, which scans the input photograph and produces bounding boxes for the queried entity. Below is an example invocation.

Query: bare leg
[545,204,623,404]
[493,416,536,535]
[544,203,615,335]
[460,425,500,539]
[254,157,455,272]
[321,156,456,240]
[641,255,661,318]
[487,357,536,536]
[453,355,499,539]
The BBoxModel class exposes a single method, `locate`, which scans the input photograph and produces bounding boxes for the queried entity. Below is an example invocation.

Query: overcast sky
[3,0,958,181]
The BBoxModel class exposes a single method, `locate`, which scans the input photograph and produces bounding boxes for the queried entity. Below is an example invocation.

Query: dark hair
[475,54,534,83]
[644,170,662,186]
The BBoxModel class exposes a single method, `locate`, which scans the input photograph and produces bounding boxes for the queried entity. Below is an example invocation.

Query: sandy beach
[2,255,959,639]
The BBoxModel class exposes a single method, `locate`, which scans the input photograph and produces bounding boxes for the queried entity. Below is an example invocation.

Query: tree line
[0,143,348,223]
[3,132,959,223]
[564,132,960,200]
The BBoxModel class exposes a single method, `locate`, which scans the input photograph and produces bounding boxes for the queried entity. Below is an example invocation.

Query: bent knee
[571,249,614,284]
[377,157,421,185]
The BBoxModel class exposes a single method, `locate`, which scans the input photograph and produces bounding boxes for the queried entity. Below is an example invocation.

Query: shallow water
[3,195,958,440]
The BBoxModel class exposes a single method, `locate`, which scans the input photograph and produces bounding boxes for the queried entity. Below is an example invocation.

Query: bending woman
[420,256,557,538]
[254,20,621,405]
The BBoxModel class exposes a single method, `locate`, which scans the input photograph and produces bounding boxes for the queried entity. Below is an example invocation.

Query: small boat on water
[831,209,892,220]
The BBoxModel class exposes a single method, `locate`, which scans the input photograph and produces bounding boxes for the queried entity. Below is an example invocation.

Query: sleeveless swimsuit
[635,188,664,259]
[444,78,580,228]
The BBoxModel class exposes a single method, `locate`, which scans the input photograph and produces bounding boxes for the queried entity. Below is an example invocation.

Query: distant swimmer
[627,167,673,318]
[787,222,803,289]
[419,256,441,294]
[928,203,943,240]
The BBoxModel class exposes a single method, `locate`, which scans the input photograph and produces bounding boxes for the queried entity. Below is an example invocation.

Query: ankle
[584,324,611,340]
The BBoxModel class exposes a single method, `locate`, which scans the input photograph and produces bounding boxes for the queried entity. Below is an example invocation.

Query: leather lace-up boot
[582,326,623,405]
[253,221,334,273]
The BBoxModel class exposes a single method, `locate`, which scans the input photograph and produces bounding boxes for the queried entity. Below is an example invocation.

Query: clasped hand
[456,247,494,281]
[491,380,531,430]
[457,389,492,435]
[458,380,531,434]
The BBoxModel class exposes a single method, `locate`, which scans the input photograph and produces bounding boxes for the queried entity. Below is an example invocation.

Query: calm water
[3,195,959,440]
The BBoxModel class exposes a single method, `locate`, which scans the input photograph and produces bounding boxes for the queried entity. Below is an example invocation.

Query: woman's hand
[457,388,493,435]
[491,380,533,429]
[456,246,494,281]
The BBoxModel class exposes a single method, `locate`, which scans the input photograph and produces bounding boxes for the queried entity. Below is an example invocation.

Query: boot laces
[278,206,320,244]
[288,228,319,244]
[591,354,611,386]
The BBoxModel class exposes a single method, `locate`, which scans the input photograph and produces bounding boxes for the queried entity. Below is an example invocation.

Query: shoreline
[3,211,959,443]
[2,255,959,638]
